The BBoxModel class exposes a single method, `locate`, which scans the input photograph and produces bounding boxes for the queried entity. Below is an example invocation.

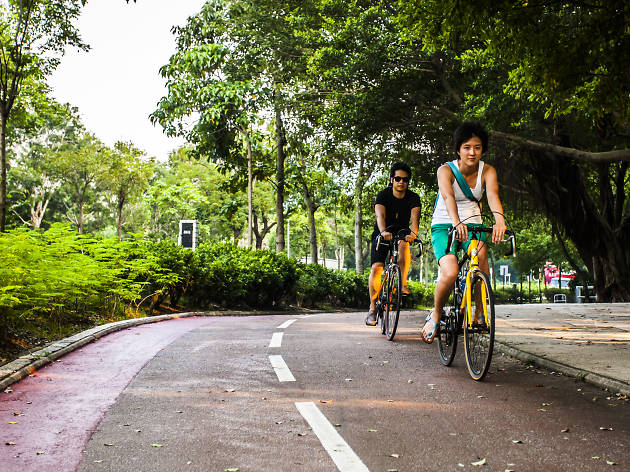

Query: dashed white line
[295,402,370,472]
[269,355,296,382]
[269,332,284,348]
[277,319,297,329]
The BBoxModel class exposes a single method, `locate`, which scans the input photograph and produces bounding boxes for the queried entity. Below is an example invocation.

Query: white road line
[269,332,284,348]
[295,402,369,472]
[277,319,297,329]
[269,355,296,382]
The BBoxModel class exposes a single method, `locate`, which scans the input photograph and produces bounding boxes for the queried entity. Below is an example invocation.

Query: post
[286,219,290,258]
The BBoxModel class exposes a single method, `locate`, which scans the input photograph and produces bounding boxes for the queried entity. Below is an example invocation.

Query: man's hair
[453,121,489,155]
[389,161,412,179]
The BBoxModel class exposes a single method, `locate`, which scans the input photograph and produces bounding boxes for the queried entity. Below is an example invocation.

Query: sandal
[421,312,439,344]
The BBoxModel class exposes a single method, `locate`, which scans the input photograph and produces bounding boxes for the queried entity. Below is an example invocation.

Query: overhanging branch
[491,130,630,163]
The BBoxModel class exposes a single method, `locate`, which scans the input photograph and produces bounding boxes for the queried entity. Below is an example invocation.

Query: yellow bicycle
[437,225,516,381]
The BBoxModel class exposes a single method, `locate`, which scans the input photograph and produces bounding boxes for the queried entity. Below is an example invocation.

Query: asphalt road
[2,312,629,471]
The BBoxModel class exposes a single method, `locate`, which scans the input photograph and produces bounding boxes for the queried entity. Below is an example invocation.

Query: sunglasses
[393,176,410,183]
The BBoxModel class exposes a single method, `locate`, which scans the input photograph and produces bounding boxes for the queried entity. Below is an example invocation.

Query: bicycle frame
[460,235,488,329]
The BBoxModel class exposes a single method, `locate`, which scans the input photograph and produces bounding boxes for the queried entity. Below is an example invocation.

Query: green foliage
[190,242,298,309]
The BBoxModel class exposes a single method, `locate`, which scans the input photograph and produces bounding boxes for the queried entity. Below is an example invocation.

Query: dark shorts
[370,226,407,265]
[370,232,390,265]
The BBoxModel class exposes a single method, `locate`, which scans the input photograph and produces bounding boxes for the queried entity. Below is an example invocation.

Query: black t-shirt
[372,186,421,236]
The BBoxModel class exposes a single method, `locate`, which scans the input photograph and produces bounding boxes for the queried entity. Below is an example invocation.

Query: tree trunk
[246,134,253,249]
[117,193,125,241]
[354,154,366,273]
[526,150,630,301]
[31,189,51,229]
[274,90,286,253]
[0,113,6,232]
[302,183,318,265]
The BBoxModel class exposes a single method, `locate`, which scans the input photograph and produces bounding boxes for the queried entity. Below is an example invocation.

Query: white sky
[48,0,207,161]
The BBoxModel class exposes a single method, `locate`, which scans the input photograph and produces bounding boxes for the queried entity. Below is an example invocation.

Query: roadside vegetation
[1,2,627,358]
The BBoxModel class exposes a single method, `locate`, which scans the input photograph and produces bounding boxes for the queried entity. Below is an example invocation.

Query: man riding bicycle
[366,162,421,326]
[422,122,506,342]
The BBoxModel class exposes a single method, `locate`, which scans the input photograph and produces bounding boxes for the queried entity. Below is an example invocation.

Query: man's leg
[366,262,384,325]
[398,240,411,293]
[422,255,458,341]
[368,263,384,311]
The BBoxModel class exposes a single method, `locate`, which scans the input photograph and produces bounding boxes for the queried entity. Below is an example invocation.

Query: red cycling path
[0,316,215,471]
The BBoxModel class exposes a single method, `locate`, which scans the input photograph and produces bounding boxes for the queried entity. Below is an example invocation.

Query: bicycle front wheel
[385,265,402,341]
[463,270,495,381]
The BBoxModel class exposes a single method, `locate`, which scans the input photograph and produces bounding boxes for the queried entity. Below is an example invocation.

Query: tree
[0,0,87,231]
[104,141,154,240]
[395,0,630,300]
[52,133,108,233]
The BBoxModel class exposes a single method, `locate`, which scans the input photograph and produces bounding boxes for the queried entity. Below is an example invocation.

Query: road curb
[494,339,630,397]
[0,309,336,391]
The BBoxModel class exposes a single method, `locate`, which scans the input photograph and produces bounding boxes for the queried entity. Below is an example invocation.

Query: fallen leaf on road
[36,451,45,455]
[151,444,163,447]
[606,460,616,465]
[512,440,522,444]
[600,426,614,431]
[225,389,236,393]
[408,379,414,384]
[458,464,465,468]
[5,442,16,446]
[4,388,12,393]
[225,468,239,472]
[334,424,342,427]
[175,411,183,414]
[561,428,570,433]
[345,378,352,382]
[320,400,332,404]
[297,432,306,436]
[368,429,378,433]
[592,456,601,460]
[390,453,400,458]
[471,458,486,466]
[8,421,17,424]
[538,408,547,412]
[104,443,114,447]
[535,384,544,387]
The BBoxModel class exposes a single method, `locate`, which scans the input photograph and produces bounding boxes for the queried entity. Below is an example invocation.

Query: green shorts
[431,224,489,263]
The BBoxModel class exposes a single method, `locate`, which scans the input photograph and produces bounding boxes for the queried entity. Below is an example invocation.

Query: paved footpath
[494,303,630,396]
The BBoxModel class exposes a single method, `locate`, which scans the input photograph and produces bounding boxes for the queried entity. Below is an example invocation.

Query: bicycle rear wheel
[385,265,402,341]
[463,270,495,381]
[438,284,461,366]
[379,272,389,335]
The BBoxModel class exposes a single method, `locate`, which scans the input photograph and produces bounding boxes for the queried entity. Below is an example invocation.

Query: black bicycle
[374,227,422,341]
[437,224,516,380]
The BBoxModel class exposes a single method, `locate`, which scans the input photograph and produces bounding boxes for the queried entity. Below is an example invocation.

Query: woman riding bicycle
[422,122,506,342]
[366,162,421,326]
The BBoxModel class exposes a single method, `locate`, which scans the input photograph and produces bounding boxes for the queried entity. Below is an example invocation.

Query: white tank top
[431,160,484,226]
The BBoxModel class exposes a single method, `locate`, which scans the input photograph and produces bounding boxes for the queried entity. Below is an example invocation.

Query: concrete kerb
[493,340,630,397]
[0,309,342,392]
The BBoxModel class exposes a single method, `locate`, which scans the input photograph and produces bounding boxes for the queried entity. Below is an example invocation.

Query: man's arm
[483,164,506,243]
[375,203,392,240]
[406,206,421,242]
[437,164,467,242]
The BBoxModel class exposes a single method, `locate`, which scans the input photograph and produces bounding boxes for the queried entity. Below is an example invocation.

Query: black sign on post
[178,220,198,250]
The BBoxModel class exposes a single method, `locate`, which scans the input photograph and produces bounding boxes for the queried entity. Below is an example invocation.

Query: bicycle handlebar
[376,227,423,256]
[447,226,516,257]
